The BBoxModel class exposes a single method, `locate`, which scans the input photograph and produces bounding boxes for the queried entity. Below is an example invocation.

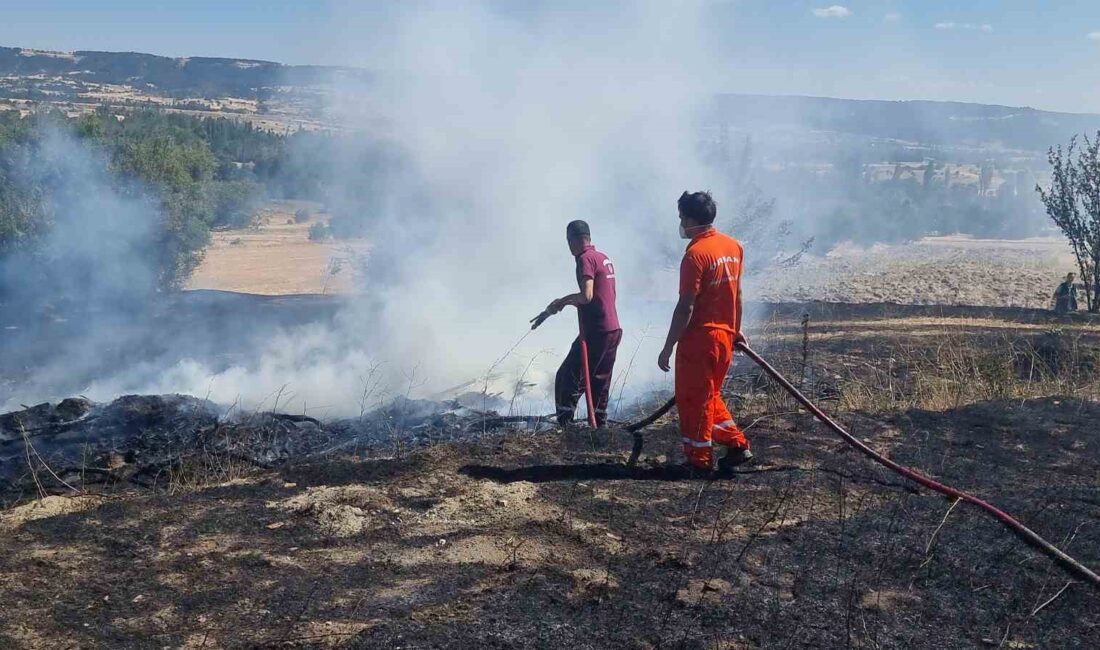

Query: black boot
[717,447,755,474]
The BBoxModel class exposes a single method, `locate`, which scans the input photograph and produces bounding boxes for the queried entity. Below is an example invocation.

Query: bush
[206,180,263,228]
[308,221,331,241]
[294,208,311,224]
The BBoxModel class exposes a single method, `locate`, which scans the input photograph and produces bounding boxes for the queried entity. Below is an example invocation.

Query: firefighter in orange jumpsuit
[658,191,753,474]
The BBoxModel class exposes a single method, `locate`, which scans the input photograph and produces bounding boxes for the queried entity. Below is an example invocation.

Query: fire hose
[625,341,1100,591]
[530,307,598,428]
[577,314,599,429]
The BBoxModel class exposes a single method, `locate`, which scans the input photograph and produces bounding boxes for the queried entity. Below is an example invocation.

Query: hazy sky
[3,0,1100,113]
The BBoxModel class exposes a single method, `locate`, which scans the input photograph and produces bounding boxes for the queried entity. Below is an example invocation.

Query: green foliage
[157,184,214,289]
[0,120,50,256]
[0,108,339,292]
[0,105,388,295]
[1037,134,1100,312]
[113,136,216,188]
[75,113,106,140]
[206,180,264,228]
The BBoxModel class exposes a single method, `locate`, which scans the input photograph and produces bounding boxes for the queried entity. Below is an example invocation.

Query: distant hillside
[713,94,1100,153]
[4,45,1100,154]
[0,46,366,98]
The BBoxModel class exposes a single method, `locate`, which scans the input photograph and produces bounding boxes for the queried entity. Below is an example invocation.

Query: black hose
[623,397,675,467]
[624,397,675,433]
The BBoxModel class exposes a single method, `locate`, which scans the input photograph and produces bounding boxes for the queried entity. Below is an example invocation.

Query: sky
[2,0,1099,113]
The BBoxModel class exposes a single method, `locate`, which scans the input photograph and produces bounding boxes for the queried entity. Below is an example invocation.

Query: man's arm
[547,278,594,313]
[658,293,694,372]
[734,250,745,344]
[734,287,744,344]
[660,254,702,371]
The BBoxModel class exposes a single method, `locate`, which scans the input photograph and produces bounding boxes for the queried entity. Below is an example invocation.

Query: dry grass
[753,236,1077,308]
[733,309,1100,423]
[834,330,1098,413]
[187,200,369,295]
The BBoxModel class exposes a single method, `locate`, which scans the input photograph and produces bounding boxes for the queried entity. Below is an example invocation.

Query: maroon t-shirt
[575,244,620,335]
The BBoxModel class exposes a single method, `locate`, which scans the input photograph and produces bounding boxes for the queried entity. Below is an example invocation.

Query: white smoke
[4,1,739,418]
[301,0,731,410]
[0,128,166,411]
[1,129,160,305]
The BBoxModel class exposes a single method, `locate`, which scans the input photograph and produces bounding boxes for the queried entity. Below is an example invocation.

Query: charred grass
[1,303,1099,648]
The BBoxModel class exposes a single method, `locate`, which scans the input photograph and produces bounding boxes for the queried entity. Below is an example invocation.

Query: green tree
[1037,135,1100,312]
[75,113,106,140]
[113,137,216,189]
[206,180,263,228]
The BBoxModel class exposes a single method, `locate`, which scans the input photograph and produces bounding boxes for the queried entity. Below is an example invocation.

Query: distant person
[541,220,621,428]
[658,191,752,475]
[1053,272,1078,314]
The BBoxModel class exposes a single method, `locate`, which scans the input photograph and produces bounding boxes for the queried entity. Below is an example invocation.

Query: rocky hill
[713,93,1100,154]
[0,46,366,99]
[4,45,1100,150]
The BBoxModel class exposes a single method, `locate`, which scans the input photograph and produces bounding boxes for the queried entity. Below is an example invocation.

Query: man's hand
[734,331,748,347]
[530,310,552,330]
[658,344,674,372]
[546,298,564,315]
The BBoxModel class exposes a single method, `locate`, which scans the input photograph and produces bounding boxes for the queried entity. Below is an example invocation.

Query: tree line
[0,108,337,295]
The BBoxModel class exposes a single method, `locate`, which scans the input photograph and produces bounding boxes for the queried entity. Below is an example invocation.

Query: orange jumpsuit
[676,229,748,469]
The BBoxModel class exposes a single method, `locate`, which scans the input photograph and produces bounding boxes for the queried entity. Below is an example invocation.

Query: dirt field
[187,201,368,296]
[2,303,1098,648]
[191,226,1082,310]
[752,236,1078,308]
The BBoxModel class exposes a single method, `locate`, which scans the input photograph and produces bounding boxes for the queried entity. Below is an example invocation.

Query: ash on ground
[0,392,554,500]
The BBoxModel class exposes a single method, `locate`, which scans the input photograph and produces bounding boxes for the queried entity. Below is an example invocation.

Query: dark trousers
[555,329,622,427]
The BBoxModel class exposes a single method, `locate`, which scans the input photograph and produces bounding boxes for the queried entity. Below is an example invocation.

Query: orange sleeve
[679,252,703,297]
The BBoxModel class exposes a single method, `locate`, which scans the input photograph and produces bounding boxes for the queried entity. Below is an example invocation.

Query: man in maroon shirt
[542,220,622,428]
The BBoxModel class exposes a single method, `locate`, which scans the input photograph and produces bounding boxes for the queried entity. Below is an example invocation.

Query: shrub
[206,180,264,228]
[308,221,331,241]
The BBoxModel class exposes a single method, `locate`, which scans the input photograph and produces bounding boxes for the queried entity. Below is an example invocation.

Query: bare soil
[187,201,368,296]
[1,303,1098,648]
[188,229,1082,308]
[753,236,1078,308]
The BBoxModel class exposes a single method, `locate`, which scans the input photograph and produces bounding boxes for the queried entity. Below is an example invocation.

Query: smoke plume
[2,1,748,417]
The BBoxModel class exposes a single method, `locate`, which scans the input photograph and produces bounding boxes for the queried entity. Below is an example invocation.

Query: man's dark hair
[566,220,591,240]
[678,191,716,225]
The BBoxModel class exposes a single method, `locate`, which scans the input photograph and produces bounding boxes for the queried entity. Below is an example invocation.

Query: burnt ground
[1,303,1099,649]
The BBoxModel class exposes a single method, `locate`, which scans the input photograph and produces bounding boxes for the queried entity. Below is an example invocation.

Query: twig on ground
[743,411,800,432]
[735,475,795,565]
[21,425,46,500]
[20,420,80,496]
[1031,581,1074,617]
[276,581,320,644]
[925,497,962,555]
[688,481,710,529]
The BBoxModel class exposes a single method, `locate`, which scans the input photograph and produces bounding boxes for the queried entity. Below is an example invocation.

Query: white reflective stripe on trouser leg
[712,420,738,431]
[681,437,713,448]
